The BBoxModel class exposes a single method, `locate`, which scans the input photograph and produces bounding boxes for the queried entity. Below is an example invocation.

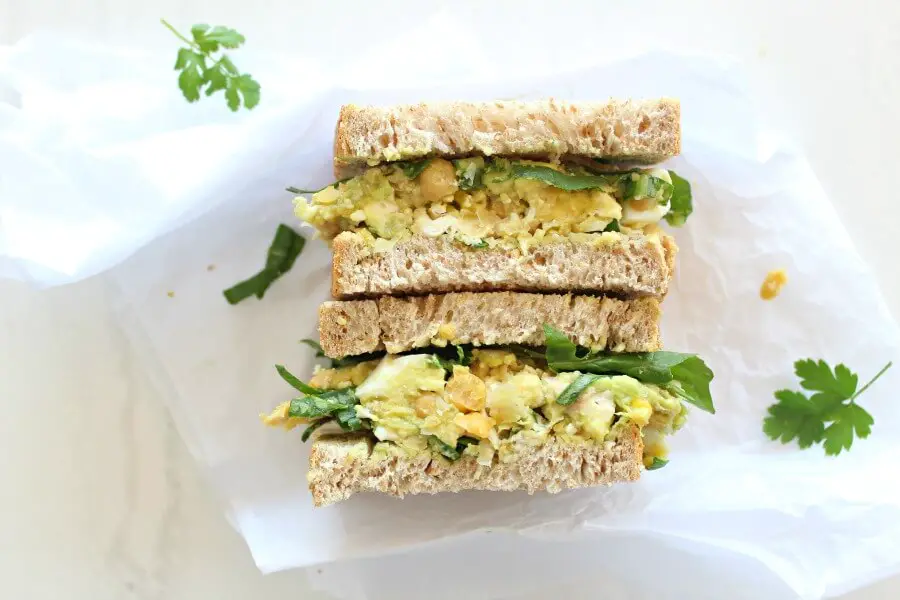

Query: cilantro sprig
[161,19,260,111]
[764,359,892,455]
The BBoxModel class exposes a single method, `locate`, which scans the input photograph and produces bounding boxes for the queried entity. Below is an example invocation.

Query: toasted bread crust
[333,99,681,177]
[318,292,662,357]
[307,424,643,507]
[330,232,677,300]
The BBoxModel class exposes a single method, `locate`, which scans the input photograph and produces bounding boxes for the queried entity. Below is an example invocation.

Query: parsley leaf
[223,224,305,304]
[764,360,890,455]
[162,19,260,111]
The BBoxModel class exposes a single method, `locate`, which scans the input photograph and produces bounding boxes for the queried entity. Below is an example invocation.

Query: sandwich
[266,98,714,507]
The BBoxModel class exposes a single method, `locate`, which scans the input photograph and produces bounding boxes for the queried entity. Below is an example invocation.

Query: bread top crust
[333,98,681,177]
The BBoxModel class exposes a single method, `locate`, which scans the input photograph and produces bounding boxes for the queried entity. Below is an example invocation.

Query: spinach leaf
[431,345,473,373]
[301,418,330,442]
[223,224,305,304]
[603,219,620,232]
[428,435,461,460]
[300,339,326,358]
[646,457,669,470]
[509,164,621,191]
[665,171,693,226]
[454,158,485,190]
[275,364,321,395]
[396,158,433,180]
[543,325,715,414]
[287,388,358,419]
[286,178,350,194]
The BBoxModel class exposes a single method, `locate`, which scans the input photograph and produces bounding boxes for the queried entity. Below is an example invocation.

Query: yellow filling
[295,158,671,251]
[760,268,788,300]
[263,350,685,466]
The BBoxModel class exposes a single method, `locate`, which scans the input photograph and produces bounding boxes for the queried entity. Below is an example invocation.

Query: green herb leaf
[334,406,366,432]
[163,19,259,111]
[431,345,473,373]
[454,158,485,190]
[510,164,621,191]
[763,360,890,455]
[646,457,669,470]
[286,178,351,195]
[665,171,693,226]
[174,48,206,102]
[395,159,432,180]
[603,219,620,232]
[556,373,602,406]
[763,390,826,448]
[301,418,330,442]
[275,364,321,396]
[543,324,715,414]
[428,435,461,460]
[456,436,480,449]
[288,388,357,419]
[623,173,673,204]
[464,239,489,249]
[300,339,326,358]
[330,351,387,369]
[223,224,305,304]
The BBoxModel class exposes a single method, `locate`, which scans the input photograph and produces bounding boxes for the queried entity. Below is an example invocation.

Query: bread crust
[333,99,681,177]
[318,292,662,357]
[307,424,643,507]
[330,232,677,300]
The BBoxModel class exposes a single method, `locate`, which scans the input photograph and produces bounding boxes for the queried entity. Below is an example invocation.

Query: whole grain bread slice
[319,292,662,357]
[307,425,643,507]
[333,98,680,178]
[331,232,677,300]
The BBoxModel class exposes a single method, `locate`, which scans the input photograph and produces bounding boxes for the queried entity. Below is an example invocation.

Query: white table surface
[2,1,899,598]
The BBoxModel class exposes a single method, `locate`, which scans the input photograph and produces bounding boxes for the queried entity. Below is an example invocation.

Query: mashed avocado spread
[294,157,682,251]
[263,349,687,467]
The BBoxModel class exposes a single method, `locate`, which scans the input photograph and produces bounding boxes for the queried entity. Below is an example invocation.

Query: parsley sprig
[161,19,260,111]
[764,359,892,455]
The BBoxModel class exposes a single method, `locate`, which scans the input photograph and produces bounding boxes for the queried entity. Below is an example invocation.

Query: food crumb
[206,264,216,272]
[760,269,787,300]
[167,291,175,298]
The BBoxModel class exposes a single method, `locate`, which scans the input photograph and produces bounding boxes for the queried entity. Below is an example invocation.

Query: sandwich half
[291,99,690,299]
[264,327,714,507]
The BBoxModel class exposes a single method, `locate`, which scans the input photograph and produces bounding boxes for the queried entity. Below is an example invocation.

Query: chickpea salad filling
[291,157,693,252]
[264,326,714,469]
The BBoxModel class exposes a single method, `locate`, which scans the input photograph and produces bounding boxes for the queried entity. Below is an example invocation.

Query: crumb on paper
[207,264,216,271]
[758,45,768,59]
[760,269,787,300]
[167,291,175,298]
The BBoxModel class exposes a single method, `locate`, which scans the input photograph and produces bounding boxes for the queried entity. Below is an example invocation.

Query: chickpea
[414,393,439,418]
[419,158,458,202]
[445,366,487,412]
[454,412,496,439]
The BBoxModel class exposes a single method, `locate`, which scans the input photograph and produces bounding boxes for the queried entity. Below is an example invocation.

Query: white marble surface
[2,1,900,598]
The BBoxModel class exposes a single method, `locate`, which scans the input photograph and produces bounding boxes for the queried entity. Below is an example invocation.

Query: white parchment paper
[3,28,900,600]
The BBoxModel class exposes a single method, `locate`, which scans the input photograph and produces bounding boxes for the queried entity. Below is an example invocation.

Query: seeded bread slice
[307,424,643,507]
[318,292,662,357]
[330,232,677,300]
[333,98,681,178]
